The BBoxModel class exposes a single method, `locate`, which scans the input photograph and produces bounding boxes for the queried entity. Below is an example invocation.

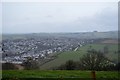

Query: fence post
[91,71,96,80]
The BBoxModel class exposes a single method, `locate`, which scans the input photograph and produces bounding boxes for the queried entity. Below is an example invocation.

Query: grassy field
[2,70,119,79]
[40,44,118,70]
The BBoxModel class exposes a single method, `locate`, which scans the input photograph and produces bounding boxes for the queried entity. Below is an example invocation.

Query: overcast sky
[2,2,118,33]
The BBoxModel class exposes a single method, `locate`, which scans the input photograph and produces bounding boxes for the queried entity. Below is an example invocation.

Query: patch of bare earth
[101,39,119,44]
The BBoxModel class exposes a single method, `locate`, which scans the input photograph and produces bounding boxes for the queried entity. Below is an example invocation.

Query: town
[1,35,95,64]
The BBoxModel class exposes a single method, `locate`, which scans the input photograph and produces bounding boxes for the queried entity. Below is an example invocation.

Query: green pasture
[40,44,119,70]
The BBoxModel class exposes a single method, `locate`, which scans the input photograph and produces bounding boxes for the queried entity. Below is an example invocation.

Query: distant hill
[0,34,2,41]
[2,31,118,40]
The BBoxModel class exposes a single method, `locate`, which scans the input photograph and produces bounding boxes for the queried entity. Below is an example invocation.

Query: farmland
[40,43,119,70]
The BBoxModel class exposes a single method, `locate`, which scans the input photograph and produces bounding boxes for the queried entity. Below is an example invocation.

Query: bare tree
[80,49,109,70]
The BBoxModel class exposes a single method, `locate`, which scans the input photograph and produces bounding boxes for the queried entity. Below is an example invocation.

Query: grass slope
[40,44,118,70]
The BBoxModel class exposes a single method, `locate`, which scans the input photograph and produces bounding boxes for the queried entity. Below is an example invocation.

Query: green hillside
[40,44,118,70]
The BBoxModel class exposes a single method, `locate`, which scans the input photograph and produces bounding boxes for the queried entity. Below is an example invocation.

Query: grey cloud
[73,7,117,31]
[45,15,53,18]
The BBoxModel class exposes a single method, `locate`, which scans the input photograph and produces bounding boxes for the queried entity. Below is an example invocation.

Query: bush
[22,58,39,70]
[57,60,77,70]
[2,63,18,70]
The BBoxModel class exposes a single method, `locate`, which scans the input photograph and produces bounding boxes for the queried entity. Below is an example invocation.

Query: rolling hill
[2,31,118,40]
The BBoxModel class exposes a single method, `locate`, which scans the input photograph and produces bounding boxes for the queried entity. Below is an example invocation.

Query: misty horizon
[2,30,118,34]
